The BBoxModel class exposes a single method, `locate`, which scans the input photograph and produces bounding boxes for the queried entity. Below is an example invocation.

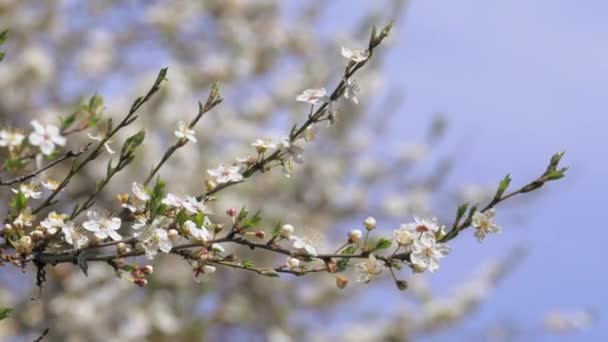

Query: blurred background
[0,0,604,341]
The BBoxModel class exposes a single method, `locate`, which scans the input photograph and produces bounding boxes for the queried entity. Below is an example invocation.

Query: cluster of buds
[132,265,154,287]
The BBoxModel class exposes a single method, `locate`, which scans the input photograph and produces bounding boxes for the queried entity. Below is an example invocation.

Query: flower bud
[3,224,13,235]
[168,229,179,241]
[134,278,148,287]
[226,208,237,217]
[205,179,216,192]
[364,216,376,230]
[17,236,32,254]
[134,242,145,253]
[326,260,337,273]
[396,280,408,291]
[336,275,348,289]
[141,265,154,275]
[287,257,300,269]
[280,224,294,238]
[348,229,363,244]
[30,230,44,241]
[117,242,129,255]
[203,265,216,274]
[211,243,225,254]
[255,231,265,239]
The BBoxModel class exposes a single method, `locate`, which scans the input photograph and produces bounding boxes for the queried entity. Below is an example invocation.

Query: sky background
[335,0,606,340]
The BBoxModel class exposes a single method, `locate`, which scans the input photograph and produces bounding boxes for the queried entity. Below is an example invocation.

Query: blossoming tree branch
[0,24,566,291]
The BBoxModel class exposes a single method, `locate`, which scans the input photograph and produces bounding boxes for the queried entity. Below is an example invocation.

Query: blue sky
[357,0,606,340]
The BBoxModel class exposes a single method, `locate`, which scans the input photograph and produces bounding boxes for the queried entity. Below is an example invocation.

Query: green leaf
[494,173,512,200]
[88,94,104,112]
[120,264,137,273]
[4,158,25,172]
[60,111,79,130]
[236,206,248,223]
[9,191,27,213]
[175,209,188,227]
[241,260,255,269]
[0,30,8,45]
[271,221,282,238]
[261,269,279,277]
[337,258,350,271]
[341,245,358,255]
[375,238,393,250]
[192,212,206,227]
[456,202,469,221]
[120,130,146,157]
[242,211,262,229]
[0,307,12,320]
[546,167,568,181]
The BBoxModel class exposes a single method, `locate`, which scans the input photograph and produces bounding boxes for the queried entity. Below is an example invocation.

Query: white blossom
[472,209,501,242]
[0,129,25,147]
[182,196,211,215]
[211,243,225,254]
[348,229,363,243]
[202,265,216,274]
[341,47,369,62]
[29,120,66,155]
[364,216,376,230]
[355,254,383,283]
[393,223,417,248]
[161,193,183,208]
[207,164,243,184]
[82,211,122,241]
[279,138,304,166]
[14,208,34,227]
[62,222,89,249]
[174,121,196,142]
[251,138,277,153]
[286,257,300,269]
[410,232,450,272]
[296,88,329,105]
[40,211,68,234]
[87,133,115,154]
[12,183,42,199]
[280,224,294,238]
[132,182,150,201]
[343,77,360,104]
[289,235,317,256]
[183,220,212,242]
[411,217,443,234]
[142,228,173,259]
[132,215,148,231]
[41,178,60,191]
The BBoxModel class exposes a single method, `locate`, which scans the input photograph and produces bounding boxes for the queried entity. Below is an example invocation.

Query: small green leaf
[261,269,279,277]
[546,167,568,181]
[9,191,27,213]
[236,206,248,223]
[493,173,512,200]
[0,30,8,45]
[121,264,137,272]
[271,221,282,238]
[456,203,469,221]
[241,260,255,268]
[375,238,393,250]
[0,307,12,320]
[242,211,262,228]
[337,258,350,270]
[120,130,146,157]
[341,245,358,255]
[60,111,79,130]
[175,209,188,227]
